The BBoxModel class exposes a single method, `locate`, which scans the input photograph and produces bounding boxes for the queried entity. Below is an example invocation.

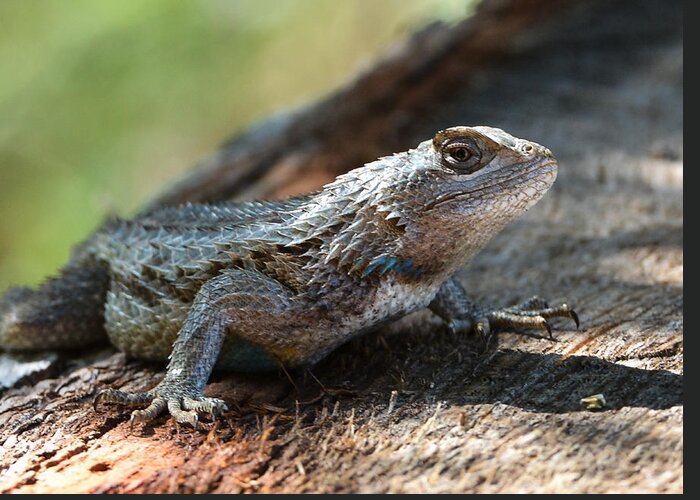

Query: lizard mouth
[426,159,557,210]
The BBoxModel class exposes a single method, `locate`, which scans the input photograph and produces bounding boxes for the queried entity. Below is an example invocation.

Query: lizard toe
[487,298,582,340]
[167,398,200,428]
[514,295,550,310]
[472,317,491,338]
[94,388,153,412]
[182,396,229,418]
[503,301,580,330]
[129,397,168,429]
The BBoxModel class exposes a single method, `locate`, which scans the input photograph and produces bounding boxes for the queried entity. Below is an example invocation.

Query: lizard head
[306,126,557,281]
[424,125,557,212]
[386,125,559,278]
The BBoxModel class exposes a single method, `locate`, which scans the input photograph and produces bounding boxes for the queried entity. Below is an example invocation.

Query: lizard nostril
[521,144,535,155]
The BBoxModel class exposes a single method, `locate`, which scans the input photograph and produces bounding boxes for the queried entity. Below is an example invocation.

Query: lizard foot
[483,295,579,340]
[94,384,228,429]
[444,296,579,340]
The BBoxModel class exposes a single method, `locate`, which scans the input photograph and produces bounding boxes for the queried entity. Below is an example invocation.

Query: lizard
[0,126,578,428]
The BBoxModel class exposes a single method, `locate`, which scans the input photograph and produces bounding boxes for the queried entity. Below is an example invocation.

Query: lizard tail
[0,262,110,352]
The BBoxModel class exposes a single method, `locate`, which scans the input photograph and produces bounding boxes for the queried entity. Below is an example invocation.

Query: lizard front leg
[429,277,578,340]
[95,269,292,428]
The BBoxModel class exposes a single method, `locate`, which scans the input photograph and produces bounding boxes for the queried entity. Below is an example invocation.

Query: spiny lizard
[0,126,578,427]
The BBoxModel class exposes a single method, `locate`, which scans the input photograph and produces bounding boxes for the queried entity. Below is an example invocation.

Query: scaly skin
[0,126,578,427]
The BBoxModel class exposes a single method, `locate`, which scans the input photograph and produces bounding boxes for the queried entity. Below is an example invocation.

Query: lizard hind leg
[0,262,110,352]
[95,269,292,428]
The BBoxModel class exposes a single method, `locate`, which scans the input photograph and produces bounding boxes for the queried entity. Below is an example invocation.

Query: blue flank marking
[362,256,386,277]
[381,257,397,275]
[360,255,423,278]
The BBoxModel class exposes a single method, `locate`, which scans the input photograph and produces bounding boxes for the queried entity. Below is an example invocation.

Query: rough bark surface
[0,0,682,493]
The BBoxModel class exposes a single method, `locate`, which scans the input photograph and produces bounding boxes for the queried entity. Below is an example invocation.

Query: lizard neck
[273,155,411,281]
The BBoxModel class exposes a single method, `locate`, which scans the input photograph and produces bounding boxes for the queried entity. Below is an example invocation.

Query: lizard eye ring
[441,140,483,174]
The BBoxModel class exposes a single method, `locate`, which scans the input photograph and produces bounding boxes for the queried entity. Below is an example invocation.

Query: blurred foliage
[0,0,475,288]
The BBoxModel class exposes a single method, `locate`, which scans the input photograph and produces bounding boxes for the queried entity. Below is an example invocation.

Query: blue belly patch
[215,336,280,373]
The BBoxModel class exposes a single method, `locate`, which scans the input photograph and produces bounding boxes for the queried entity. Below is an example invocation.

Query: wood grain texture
[0,0,682,493]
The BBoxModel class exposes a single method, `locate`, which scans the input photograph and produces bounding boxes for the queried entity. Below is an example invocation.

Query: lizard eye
[451,147,471,162]
[441,140,483,174]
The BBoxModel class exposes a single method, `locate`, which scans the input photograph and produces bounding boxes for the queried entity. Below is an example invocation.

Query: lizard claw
[542,319,553,340]
[569,308,580,329]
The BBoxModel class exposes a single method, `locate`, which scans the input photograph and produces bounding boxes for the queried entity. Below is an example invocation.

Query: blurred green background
[0,0,475,289]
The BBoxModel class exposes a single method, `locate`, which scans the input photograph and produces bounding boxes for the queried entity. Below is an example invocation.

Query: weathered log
[0,0,682,493]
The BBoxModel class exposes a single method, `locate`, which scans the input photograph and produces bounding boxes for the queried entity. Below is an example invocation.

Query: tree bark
[0,0,682,493]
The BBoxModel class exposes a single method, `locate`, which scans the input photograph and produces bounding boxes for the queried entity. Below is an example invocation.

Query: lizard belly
[339,277,438,338]
[104,270,441,372]
[215,276,441,372]
[304,277,440,366]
